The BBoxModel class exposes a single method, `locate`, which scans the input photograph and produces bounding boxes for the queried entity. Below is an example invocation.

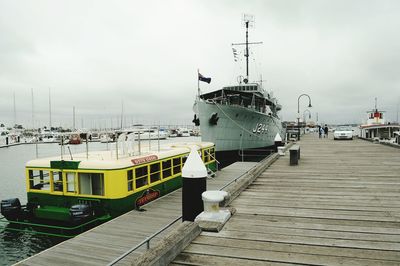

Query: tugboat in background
[359,98,400,143]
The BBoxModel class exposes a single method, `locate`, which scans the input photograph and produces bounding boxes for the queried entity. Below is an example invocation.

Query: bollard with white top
[274,133,283,152]
[181,147,207,222]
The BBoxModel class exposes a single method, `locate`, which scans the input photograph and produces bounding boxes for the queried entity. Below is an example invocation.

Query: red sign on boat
[136,189,160,207]
[131,155,158,165]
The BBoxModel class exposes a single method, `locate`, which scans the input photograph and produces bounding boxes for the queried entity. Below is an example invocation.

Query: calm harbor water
[0,137,200,265]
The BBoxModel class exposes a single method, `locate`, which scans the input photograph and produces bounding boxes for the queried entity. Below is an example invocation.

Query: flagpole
[197,69,200,98]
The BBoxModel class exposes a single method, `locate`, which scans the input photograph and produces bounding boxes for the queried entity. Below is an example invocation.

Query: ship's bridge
[199,83,279,115]
[223,83,261,93]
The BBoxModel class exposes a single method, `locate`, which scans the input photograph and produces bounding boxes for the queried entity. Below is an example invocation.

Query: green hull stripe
[50,160,81,170]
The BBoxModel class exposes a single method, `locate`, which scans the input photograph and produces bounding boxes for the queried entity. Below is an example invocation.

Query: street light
[297,94,312,140]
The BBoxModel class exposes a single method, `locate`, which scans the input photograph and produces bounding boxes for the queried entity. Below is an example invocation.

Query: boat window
[29,170,51,191]
[162,159,172,178]
[135,166,148,189]
[182,155,188,165]
[127,170,133,191]
[78,173,104,196]
[52,171,63,192]
[66,172,76,193]
[173,157,181,175]
[150,162,161,183]
[210,147,215,156]
[203,149,210,162]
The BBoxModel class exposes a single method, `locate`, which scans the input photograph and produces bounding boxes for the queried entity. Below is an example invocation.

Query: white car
[333,126,353,140]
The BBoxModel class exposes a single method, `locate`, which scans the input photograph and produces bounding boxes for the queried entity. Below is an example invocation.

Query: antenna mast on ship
[232,14,262,84]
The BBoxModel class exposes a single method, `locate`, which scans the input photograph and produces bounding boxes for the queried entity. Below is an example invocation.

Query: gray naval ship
[193,18,285,167]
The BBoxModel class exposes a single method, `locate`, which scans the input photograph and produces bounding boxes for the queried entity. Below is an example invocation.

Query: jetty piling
[182,148,207,222]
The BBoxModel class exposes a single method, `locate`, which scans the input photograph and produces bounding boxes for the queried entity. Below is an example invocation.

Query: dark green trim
[50,160,81,170]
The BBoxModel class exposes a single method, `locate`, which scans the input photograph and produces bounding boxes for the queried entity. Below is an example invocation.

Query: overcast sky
[1,0,400,129]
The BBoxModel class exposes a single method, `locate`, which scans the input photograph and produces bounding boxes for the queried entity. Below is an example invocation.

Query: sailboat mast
[31,88,34,130]
[120,100,124,130]
[13,91,16,127]
[49,88,52,129]
[73,106,75,131]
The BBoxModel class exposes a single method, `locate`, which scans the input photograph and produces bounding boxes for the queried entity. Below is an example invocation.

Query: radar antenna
[232,14,262,84]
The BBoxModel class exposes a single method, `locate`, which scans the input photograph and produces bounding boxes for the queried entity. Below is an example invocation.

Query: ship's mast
[232,14,262,84]
[245,21,249,80]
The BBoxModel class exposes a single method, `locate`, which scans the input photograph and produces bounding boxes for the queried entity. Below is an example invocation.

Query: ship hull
[196,100,285,166]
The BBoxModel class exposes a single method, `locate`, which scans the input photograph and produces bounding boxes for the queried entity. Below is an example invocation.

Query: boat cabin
[199,83,280,115]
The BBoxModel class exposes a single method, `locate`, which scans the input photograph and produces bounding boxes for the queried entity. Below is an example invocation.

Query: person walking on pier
[319,127,325,138]
[324,124,329,138]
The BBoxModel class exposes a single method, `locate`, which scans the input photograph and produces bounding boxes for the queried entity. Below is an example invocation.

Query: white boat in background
[169,129,178,138]
[90,132,100,141]
[0,125,9,145]
[177,128,190,137]
[359,99,400,142]
[134,129,168,140]
[39,128,59,143]
[100,133,114,143]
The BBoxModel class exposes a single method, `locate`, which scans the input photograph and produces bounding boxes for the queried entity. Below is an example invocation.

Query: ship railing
[204,150,220,172]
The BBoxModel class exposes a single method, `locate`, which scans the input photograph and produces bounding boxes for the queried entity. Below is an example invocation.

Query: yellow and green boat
[0,142,216,237]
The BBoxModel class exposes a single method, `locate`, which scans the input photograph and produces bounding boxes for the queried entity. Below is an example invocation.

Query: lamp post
[297,94,312,140]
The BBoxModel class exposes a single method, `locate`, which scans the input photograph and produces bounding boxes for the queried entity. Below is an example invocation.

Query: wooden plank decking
[173,134,400,265]
[17,161,257,266]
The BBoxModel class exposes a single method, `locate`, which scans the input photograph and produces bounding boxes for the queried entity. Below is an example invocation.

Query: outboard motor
[69,204,93,224]
[1,198,22,221]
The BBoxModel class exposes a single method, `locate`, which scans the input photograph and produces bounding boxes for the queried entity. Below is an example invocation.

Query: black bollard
[5,136,8,145]
[17,136,20,143]
[182,148,207,222]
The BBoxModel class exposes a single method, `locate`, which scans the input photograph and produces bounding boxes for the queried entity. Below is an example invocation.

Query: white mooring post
[182,148,207,222]
[274,132,283,152]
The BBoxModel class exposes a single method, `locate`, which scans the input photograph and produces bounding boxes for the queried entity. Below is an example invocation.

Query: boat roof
[200,88,273,105]
[26,142,214,170]
[360,124,400,129]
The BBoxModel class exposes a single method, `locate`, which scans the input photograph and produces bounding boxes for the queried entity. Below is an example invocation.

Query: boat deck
[172,134,400,265]
[16,161,258,266]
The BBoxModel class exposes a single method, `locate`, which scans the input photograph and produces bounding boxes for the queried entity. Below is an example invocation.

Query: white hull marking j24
[252,123,268,134]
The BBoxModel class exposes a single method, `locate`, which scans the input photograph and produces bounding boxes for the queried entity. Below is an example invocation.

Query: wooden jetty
[172,134,400,265]
[16,161,257,266]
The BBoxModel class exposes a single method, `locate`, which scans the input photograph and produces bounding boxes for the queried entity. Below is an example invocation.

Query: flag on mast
[198,73,211,84]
